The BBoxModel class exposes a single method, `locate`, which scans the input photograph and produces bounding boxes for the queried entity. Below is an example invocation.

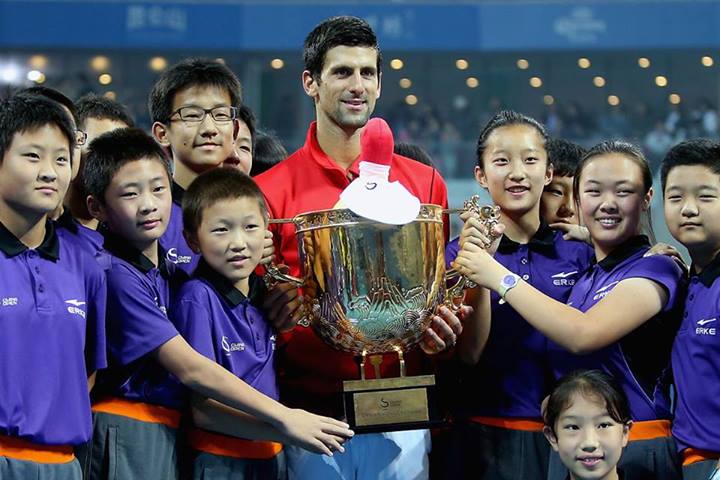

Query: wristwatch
[498,273,521,304]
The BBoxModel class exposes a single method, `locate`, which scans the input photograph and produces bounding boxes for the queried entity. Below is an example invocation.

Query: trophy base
[342,374,442,433]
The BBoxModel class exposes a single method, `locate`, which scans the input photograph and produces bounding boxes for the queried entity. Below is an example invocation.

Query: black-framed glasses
[170,106,237,124]
[75,129,88,146]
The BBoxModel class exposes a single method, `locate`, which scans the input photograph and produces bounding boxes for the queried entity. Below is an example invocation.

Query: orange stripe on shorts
[188,428,283,460]
[469,416,545,432]
[92,397,181,429]
[0,434,75,464]
[682,447,720,466]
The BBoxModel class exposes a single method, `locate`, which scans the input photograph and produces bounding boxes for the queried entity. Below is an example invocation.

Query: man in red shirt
[256,16,461,480]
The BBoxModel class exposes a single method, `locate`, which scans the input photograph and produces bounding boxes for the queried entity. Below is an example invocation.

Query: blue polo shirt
[0,220,107,446]
[55,209,104,255]
[159,182,199,274]
[446,222,594,418]
[549,236,684,422]
[672,253,720,452]
[95,233,187,409]
[172,260,279,400]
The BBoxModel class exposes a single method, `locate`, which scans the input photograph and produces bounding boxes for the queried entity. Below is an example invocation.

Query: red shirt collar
[305,122,362,179]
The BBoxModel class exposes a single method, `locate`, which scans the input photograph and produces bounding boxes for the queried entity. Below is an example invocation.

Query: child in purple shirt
[82,128,351,479]
[173,169,291,479]
[456,140,684,479]
[0,94,107,480]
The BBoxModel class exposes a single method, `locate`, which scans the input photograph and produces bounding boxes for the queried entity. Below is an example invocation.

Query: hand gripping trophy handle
[443,195,501,311]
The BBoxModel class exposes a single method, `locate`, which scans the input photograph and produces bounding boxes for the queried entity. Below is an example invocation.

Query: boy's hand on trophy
[278,408,354,456]
[260,230,275,265]
[420,306,464,354]
[550,222,591,244]
[263,275,303,332]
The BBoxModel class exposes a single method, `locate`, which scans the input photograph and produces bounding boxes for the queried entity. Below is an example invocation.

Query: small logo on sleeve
[696,318,717,336]
[2,297,18,307]
[166,248,192,265]
[551,270,578,286]
[65,299,86,318]
[221,336,245,356]
[592,281,619,301]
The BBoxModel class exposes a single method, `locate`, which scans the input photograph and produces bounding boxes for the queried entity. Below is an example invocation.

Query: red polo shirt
[255,122,449,417]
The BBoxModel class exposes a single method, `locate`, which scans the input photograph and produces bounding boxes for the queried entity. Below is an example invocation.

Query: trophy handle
[263,264,304,288]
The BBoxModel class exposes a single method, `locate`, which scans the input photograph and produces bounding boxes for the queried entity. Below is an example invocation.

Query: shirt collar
[497,220,556,254]
[596,235,650,271]
[102,230,166,274]
[193,258,266,308]
[306,122,362,179]
[171,181,185,205]
[55,208,78,234]
[0,219,59,260]
[694,251,720,287]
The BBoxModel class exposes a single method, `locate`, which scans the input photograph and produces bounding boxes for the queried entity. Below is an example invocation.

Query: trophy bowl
[268,204,446,355]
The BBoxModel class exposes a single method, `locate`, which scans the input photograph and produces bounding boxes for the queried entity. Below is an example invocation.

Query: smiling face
[542,175,578,225]
[0,123,72,219]
[191,196,266,294]
[546,393,629,480]
[578,154,651,258]
[476,124,552,219]
[304,45,381,133]
[664,164,720,266]
[93,158,172,254]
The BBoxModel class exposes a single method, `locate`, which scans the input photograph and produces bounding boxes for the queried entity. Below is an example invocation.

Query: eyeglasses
[75,129,88,146]
[170,106,237,124]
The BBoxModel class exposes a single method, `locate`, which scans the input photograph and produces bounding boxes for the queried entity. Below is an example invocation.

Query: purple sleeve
[105,268,179,365]
[626,255,685,312]
[172,290,219,364]
[84,259,107,372]
[445,237,460,269]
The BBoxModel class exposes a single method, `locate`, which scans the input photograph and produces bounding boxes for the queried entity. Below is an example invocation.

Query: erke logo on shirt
[222,336,245,356]
[551,270,577,286]
[165,247,192,265]
[1,297,18,307]
[65,299,86,318]
[592,281,620,301]
[696,318,717,336]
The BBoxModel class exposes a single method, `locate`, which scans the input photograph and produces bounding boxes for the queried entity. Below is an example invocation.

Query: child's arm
[454,242,675,354]
[154,335,352,455]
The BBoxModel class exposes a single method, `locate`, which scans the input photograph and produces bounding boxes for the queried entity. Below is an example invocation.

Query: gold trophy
[266,196,498,432]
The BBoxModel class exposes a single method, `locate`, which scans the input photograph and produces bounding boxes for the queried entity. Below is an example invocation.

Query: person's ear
[475,165,489,190]
[152,122,172,148]
[86,195,106,222]
[543,426,559,452]
[302,70,319,99]
[183,229,201,254]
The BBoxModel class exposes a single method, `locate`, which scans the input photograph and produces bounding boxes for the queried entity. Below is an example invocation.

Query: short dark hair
[0,94,75,165]
[544,369,631,435]
[183,169,267,236]
[394,142,435,168]
[661,139,720,192]
[476,110,548,169]
[148,58,242,124]
[546,138,586,178]
[237,104,257,150]
[17,86,78,124]
[250,130,288,177]
[83,127,170,202]
[303,16,382,80]
[75,93,135,130]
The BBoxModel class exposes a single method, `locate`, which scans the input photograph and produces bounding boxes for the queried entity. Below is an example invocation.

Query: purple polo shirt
[55,209,104,255]
[159,182,199,274]
[446,222,594,418]
[548,236,684,422]
[95,233,187,409]
[172,260,279,400]
[672,253,720,452]
[0,220,106,446]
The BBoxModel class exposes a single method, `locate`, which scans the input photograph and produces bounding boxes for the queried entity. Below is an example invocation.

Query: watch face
[502,274,518,287]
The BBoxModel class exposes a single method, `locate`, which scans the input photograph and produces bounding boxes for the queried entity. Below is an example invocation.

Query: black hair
[0,94,75,165]
[237,104,257,151]
[183,168,267,236]
[476,110,548,168]
[75,93,135,130]
[17,86,78,125]
[303,16,382,80]
[250,130,288,177]
[574,140,655,242]
[394,142,435,168]
[83,127,170,203]
[148,58,242,124]
[546,138,586,178]
[544,370,631,435]
[661,139,720,192]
